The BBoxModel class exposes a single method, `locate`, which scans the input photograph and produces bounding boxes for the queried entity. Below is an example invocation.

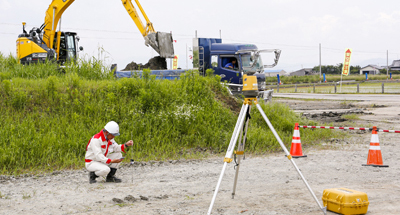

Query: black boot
[89,172,98,184]
[106,168,122,183]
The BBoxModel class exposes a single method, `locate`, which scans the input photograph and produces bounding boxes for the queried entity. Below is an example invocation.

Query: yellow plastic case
[322,188,369,215]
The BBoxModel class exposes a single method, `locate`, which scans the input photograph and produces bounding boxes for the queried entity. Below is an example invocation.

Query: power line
[0,22,20,26]
[2,22,399,55]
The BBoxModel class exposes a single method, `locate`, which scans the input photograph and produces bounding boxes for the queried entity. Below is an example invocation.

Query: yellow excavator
[16,0,174,65]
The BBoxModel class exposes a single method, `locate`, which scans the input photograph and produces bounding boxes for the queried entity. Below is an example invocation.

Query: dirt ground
[1,97,400,215]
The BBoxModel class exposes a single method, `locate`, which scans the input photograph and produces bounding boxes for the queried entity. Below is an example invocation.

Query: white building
[264,69,287,77]
[359,65,383,75]
[389,60,400,71]
[289,68,317,76]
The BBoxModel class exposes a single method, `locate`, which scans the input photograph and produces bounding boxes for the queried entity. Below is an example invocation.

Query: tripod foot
[321,206,327,215]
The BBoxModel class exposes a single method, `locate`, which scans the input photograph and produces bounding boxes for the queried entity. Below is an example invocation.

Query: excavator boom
[43,0,75,50]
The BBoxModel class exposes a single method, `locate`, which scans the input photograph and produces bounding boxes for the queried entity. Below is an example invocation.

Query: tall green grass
[0,52,336,175]
[0,52,113,80]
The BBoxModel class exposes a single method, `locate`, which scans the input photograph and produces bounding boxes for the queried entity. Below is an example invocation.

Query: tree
[313,64,361,75]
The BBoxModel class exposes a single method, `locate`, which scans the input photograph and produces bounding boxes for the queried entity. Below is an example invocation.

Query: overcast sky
[1,0,400,72]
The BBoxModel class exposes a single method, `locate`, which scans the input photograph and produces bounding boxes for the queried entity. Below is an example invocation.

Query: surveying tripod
[207,74,327,215]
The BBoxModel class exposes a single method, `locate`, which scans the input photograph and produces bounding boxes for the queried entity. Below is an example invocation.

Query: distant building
[264,69,287,77]
[389,60,400,71]
[359,65,383,75]
[289,68,317,76]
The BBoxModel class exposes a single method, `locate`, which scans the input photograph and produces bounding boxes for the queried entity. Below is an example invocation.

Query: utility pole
[319,43,322,83]
[170,31,173,70]
[387,50,389,80]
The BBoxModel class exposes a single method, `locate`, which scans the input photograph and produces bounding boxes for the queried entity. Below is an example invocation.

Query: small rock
[112,198,124,203]
[124,195,137,202]
[140,195,149,201]
[155,194,169,199]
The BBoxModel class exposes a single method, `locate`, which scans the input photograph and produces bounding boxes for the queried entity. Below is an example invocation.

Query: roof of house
[263,69,285,73]
[360,65,384,70]
[390,60,400,67]
[292,68,315,73]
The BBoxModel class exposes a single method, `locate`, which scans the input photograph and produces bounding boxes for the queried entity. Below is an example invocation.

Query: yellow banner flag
[342,48,352,76]
[172,55,179,70]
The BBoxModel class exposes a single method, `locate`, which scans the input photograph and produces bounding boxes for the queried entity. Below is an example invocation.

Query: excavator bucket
[145,32,174,58]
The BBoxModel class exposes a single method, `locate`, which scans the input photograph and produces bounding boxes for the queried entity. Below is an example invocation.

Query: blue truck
[116,38,280,93]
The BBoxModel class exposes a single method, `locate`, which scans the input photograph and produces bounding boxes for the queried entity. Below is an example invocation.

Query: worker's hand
[125,140,133,147]
[110,159,123,163]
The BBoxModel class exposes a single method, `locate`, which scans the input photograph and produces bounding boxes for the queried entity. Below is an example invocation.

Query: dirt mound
[122,56,167,71]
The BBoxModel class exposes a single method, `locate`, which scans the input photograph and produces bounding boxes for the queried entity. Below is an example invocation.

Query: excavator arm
[121,0,174,58]
[121,0,155,36]
[41,0,174,58]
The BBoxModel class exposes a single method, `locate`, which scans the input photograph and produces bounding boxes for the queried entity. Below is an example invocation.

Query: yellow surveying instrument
[207,49,327,215]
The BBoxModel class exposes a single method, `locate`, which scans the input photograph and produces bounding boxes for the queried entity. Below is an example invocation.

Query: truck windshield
[241,54,263,73]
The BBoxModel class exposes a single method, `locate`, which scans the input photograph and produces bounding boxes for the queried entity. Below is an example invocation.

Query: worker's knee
[96,166,111,177]
[107,152,122,160]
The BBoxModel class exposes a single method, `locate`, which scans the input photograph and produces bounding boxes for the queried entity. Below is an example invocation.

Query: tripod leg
[207,104,249,215]
[255,103,327,215]
[232,105,251,199]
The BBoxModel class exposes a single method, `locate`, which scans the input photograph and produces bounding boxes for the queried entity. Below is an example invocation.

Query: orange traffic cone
[362,126,389,167]
[290,123,307,158]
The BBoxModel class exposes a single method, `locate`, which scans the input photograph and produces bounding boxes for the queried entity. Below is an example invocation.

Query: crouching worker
[85,121,133,184]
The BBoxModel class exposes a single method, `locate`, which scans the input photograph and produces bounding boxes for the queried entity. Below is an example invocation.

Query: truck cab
[193,38,267,87]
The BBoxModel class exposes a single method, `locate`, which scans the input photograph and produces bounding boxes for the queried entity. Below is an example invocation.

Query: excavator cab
[54,32,82,64]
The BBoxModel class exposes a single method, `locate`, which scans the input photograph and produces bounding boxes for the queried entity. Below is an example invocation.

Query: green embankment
[0,53,335,175]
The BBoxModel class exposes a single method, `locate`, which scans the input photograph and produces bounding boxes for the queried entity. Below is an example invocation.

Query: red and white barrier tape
[299,125,400,133]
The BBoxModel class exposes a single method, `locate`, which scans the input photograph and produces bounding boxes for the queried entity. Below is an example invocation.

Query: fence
[269,80,400,94]
[299,125,400,133]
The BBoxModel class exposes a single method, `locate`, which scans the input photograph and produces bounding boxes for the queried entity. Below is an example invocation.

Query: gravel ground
[1,98,399,215]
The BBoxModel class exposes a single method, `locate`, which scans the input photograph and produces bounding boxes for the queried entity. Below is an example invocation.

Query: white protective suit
[85,130,126,176]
